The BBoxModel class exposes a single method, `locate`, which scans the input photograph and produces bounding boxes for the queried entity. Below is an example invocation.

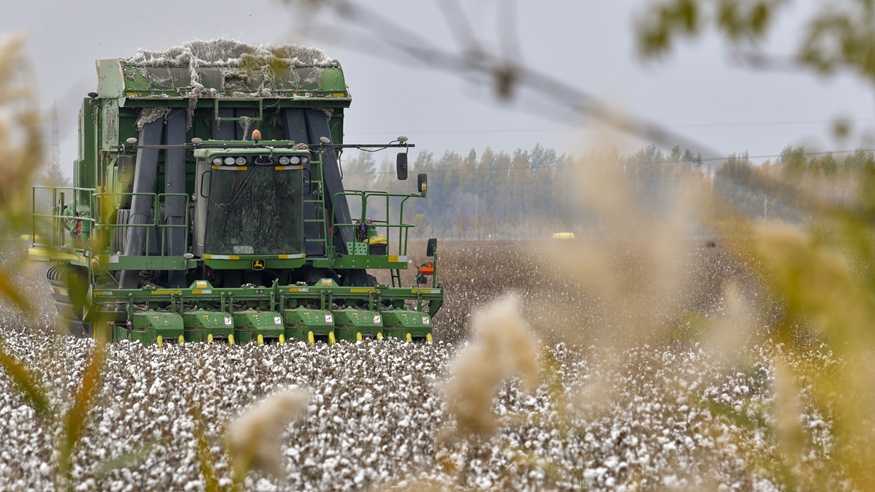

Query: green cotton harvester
[29,40,442,346]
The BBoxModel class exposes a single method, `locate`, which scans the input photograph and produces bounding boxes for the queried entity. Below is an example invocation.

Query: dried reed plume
[227,388,310,479]
[443,295,539,436]
[0,32,42,311]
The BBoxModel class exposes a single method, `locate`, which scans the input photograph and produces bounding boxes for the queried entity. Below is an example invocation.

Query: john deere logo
[251,259,265,271]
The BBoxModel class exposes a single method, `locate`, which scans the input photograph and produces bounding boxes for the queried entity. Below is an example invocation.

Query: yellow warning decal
[151,290,182,295]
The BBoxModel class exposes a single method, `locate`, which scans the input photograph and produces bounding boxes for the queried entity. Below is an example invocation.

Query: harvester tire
[48,264,92,337]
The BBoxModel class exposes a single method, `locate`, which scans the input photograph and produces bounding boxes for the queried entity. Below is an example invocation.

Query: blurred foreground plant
[0,337,106,490]
[0,32,43,312]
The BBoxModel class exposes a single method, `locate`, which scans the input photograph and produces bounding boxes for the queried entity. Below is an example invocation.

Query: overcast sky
[4,0,874,172]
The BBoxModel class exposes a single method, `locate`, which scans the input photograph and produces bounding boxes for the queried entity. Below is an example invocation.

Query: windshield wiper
[221,166,258,236]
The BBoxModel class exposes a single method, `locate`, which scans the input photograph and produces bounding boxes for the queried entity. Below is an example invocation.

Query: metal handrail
[32,186,190,256]
[333,190,419,257]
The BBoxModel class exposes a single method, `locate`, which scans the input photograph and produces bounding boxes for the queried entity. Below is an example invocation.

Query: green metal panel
[95,59,126,99]
[182,310,234,342]
[130,311,185,345]
[232,310,284,344]
[381,310,432,340]
[76,100,97,208]
[282,308,335,341]
[101,99,119,150]
[333,309,383,341]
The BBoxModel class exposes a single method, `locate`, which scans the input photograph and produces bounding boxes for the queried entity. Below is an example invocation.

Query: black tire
[47,264,93,337]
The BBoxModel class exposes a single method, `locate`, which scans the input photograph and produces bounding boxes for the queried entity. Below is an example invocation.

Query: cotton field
[0,241,843,491]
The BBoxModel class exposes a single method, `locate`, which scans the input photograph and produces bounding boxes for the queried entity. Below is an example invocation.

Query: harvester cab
[29,40,443,345]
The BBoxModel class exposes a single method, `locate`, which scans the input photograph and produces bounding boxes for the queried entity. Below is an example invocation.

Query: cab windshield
[205,164,304,255]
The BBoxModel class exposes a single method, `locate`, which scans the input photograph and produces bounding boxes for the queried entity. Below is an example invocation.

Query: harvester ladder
[390,268,402,288]
[303,160,329,255]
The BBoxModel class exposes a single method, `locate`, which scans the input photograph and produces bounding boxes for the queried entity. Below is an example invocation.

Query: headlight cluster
[210,154,310,166]
[211,156,248,166]
[278,155,309,166]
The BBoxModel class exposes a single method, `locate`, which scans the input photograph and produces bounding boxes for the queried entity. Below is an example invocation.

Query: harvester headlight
[235,157,247,165]
[290,156,301,165]
[278,156,290,165]
[212,157,223,166]
[223,157,236,166]
[300,156,309,165]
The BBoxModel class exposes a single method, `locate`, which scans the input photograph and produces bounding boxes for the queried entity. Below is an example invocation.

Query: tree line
[339,143,875,239]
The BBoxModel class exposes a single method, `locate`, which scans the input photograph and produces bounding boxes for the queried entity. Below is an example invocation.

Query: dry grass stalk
[227,388,310,480]
[0,32,42,313]
[539,148,694,349]
[443,295,539,437]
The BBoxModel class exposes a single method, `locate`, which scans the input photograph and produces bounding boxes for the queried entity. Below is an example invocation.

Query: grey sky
[4,1,873,172]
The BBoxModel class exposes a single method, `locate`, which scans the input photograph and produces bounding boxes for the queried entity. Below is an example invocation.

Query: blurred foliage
[637,0,785,57]
[638,0,875,86]
[0,33,43,312]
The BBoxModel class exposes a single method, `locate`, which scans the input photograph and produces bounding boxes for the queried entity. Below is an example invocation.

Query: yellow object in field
[257,334,264,345]
[405,333,412,342]
[207,333,213,343]
[156,335,163,348]
[178,335,184,344]
[426,333,433,343]
[552,232,575,239]
[307,331,315,346]
[328,332,336,345]
[279,334,285,345]
[356,332,362,341]
[228,334,235,345]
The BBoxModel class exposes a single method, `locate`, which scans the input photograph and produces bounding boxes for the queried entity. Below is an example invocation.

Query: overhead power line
[347,118,875,137]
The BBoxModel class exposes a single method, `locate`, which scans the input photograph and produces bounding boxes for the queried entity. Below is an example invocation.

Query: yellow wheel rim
[178,335,184,344]
[356,332,362,342]
[328,332,336,345]
[426,333,433,343]
[207,333,213,343]
[257,334,264,345]
[307,331,315,346]
[156,335,163,348]
[376,332,383,340]
[228,333,235,346]
[279,334,285,345]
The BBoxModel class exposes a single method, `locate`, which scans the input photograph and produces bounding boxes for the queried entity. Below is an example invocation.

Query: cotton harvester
[29,40,442,346]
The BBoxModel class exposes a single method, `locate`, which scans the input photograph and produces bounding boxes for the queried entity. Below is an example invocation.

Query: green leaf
[93,442,160,478]
[0,340,52,420]
[58,341,105,484]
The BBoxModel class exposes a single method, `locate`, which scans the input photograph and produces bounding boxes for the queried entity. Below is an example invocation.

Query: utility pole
[51,101,60,171]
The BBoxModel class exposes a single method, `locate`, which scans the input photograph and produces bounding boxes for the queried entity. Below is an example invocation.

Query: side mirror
[426,238,437,257]
[199,171,211,198]
[417,173,427,197]
[118,155,133,184]
[396,153,408,180]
